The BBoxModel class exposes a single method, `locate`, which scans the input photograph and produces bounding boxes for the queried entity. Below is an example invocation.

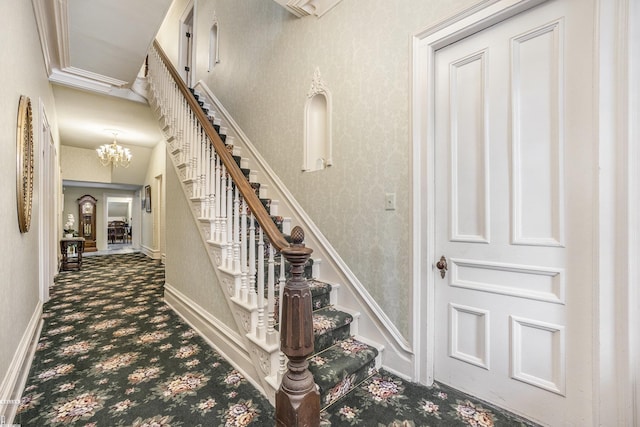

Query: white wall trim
[629,2,640,423]
[140,244,161,260]
[164,283,264,396]
[178,0,196,88]
[37,99,54,304]
[411,0,548,387]
[0,302,43,424]
[593,0,637,424]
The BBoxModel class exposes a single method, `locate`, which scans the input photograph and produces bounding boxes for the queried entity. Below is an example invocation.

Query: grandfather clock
[78,195,97,252]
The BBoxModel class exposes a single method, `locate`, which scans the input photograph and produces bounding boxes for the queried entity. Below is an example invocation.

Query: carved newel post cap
[290,226,305,246]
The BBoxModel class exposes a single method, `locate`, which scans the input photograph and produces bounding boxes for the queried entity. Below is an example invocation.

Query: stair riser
[320,359,377,409]
[315,323,351,354]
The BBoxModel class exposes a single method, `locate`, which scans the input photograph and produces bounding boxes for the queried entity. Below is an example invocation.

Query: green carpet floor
[16,253,536,426]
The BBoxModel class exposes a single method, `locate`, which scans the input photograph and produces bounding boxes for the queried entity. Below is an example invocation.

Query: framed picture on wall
[144,185,152,213]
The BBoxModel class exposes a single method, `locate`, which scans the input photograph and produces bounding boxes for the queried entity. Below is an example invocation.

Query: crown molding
[273,0,343,18]
[32,0,134,97]
[49,69,147,104]
[62,66,128,88]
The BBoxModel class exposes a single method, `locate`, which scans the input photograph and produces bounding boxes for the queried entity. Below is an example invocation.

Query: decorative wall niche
[209,14,220,71]
[303,68,332,172]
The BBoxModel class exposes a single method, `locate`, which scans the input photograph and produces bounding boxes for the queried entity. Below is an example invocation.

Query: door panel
[433,1,594,424]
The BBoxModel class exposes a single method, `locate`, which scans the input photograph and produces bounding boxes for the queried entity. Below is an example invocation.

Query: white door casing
[412,0,598,425]
[179,1,195,87]
[38,101,57,304]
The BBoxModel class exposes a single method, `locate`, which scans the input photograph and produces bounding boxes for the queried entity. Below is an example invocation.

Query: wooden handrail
[152,40,290,252]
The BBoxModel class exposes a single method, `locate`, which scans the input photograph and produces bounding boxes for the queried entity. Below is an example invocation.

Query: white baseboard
[163,283,265,397]
[0,302,43,424]
[141,245,161,260]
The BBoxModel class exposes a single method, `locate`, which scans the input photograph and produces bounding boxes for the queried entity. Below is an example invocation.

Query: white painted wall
[156,0,479,339]
[141,140,166,258]
[61,144,153,185]
[0,0,59,419]
[164,154,237,331]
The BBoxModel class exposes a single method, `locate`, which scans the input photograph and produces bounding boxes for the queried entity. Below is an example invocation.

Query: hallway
[15,253,536,426]
[17,253,273,426]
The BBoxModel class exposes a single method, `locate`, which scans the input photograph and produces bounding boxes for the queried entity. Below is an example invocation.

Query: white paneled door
[433,1,594,425]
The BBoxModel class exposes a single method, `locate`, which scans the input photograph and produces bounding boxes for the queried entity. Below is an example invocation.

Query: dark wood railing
[151,40,319,426]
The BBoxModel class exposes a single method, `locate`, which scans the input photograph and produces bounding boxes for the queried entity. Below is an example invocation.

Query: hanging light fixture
[96,132,132,168]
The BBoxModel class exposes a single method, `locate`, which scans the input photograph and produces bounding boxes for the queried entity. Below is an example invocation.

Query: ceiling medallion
[16,95,34,233]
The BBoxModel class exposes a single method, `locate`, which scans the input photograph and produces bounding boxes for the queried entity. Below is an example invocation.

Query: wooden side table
[60,238,85,271]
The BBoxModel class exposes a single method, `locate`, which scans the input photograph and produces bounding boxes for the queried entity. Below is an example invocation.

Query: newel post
[276,226,320,426]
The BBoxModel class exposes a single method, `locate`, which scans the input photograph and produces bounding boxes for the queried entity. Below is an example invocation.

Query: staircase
[146,41,386,416]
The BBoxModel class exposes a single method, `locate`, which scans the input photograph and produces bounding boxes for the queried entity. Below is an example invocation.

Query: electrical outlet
[385,193,396,211]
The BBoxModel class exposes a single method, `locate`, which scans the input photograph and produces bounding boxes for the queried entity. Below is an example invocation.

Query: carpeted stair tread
[309,279,332,310]
[273,278,332,317]
[271,215,284,232]
[250,182,261,196]
[309,337,379,408]
[313,306,353,353]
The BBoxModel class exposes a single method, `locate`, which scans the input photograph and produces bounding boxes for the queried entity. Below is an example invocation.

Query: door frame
[178,0,196,87]
[37,99,57,304]
[410,0,637,423]
[411,0,548,387]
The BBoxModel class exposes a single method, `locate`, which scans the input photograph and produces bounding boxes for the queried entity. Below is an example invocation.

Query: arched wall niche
[303,68,332,172]
[209,14,220,71]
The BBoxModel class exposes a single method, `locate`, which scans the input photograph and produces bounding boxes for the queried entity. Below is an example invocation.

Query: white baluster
[256,227,265,340]
[248,213,256,307]
[278,253,287,381]
[220,164,228,267]
[240,198,248,302]
[226,170,233,269]
[233,187,241,274]
[199,126,206,206]
[206,140,213,219]
[267,244,277,346]
[214,155,221,241]
[196,126,202,201]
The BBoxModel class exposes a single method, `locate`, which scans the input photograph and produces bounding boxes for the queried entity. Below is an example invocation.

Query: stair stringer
[193,80,416,381]
[154,104,287,405]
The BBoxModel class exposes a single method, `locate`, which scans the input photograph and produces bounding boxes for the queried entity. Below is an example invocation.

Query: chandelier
[96,133,132,168]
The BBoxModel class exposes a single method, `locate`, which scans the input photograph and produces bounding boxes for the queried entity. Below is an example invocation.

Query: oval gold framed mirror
[16,95,34,233]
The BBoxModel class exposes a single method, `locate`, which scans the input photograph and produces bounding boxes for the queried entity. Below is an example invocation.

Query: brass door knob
[436,255,448,279]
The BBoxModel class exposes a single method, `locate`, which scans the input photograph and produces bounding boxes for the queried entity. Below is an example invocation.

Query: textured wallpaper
[170,0,478,340]
[164,155,237,331]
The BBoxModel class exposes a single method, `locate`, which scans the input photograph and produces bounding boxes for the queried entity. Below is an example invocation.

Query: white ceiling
[32,0,173,152]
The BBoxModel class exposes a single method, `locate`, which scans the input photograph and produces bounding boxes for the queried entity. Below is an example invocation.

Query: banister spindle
[267,244,276,346]
[197,126,204,201]
[214,155,222,241]
[256,227,265,340]
[278,253,287,382]
[220,164,228,265]
[240,198,248,302]
[248,212,257,306]
[276,226,319,427]
[233,187,241,273]
[206,138,214,219]
[226,176,233,269]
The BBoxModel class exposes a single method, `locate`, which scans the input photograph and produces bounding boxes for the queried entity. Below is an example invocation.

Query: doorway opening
[106,196,134,253]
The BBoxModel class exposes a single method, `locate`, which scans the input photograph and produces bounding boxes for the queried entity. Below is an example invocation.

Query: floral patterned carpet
[16,253,537,426]
[17,253,273,426]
